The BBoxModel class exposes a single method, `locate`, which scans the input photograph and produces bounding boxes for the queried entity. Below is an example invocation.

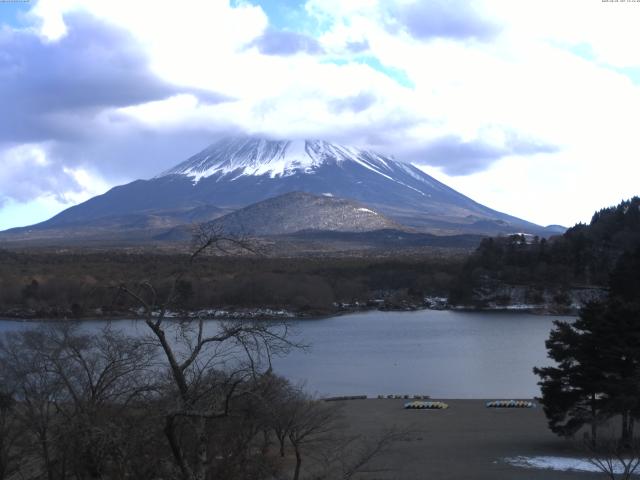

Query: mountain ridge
[157,136,553,235]
[209,191,403,236]
[0,135,562,246]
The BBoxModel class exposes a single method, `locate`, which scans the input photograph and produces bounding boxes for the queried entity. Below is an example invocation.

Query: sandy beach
[335,399,601,480]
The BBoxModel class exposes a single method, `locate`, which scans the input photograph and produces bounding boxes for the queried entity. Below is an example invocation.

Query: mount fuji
[0,136,560,246]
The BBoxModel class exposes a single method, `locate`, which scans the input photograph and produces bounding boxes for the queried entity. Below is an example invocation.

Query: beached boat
[404,401,448,409]
[486,400,534,408]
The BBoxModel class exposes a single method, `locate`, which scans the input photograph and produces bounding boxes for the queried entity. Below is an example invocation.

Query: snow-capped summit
[160,137,421,184]
[160,138,339,180]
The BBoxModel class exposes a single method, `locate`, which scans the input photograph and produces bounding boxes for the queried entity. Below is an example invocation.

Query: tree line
[451,197,640,305]
[0,249,463,318]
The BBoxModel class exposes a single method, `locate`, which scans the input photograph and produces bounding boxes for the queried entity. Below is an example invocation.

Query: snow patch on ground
[504,455,637,475]
[142,308,295,320]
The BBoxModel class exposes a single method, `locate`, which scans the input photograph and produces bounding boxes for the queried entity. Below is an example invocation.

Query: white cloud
[0,140,132,232]
[486,0,640,68]
[30,0,269,90]
[0,143,108,207]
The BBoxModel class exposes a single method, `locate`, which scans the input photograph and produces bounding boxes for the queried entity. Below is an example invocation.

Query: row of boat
[404,400,536,410]
[486,400,535,408]
[404,401,449,409]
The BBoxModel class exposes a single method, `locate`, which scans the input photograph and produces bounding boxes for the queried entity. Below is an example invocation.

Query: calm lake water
[0,310,565,398]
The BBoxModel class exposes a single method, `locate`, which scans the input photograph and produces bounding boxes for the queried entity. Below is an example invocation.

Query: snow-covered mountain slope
[2,136,556,241]
[160,137,429,187]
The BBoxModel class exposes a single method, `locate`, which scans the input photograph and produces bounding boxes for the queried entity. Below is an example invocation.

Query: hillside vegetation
[0,251,464,319]
[451,197,640,309]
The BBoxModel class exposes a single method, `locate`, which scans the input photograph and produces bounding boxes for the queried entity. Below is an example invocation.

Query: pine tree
[534,301,608,444]
[599,247,640,445]
[535,247,640,444]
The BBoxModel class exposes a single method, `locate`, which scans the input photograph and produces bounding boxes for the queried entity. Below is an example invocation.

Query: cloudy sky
[1,0,639,230]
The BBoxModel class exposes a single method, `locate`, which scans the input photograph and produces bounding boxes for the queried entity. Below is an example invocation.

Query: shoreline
[0,302,578,322]
[323,395,540,402]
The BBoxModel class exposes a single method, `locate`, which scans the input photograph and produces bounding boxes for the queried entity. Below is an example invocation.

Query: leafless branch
[584,429,640,480]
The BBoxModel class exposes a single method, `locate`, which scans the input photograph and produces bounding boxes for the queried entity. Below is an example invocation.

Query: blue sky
[0,1,30,27]
[244,0,307,30]
[1,0,640,230]
[322,56,415,89]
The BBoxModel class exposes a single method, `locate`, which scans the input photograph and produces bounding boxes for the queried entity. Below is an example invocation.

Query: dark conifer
[534,301,608,444]
[535,247,640,444]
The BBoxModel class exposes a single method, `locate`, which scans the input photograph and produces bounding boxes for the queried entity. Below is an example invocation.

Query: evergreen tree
[598,299,640,445]
[599,247,640,444]
[534,301,608,444]
[609,246,640,304]
[535,247,640,444]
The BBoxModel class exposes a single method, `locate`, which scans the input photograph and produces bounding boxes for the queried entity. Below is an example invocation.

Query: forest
[1,197,640,318]
[450,197,640,306]
[0,249,464,319]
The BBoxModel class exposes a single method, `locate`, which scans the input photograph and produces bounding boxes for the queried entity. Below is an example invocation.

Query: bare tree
[118,223,299,480]
[45,324,157,479]
[0,323,159,480]
[279,390,405,480]
[260,374,300,458]
[310,428,406,480]
[286,394,342,480]
[584,429,640,480]
[0,390,20,480]
[206,375,288,480]
[0,328,67,480]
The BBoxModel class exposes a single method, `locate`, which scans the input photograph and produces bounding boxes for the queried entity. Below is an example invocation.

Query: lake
[0,310,564,398]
